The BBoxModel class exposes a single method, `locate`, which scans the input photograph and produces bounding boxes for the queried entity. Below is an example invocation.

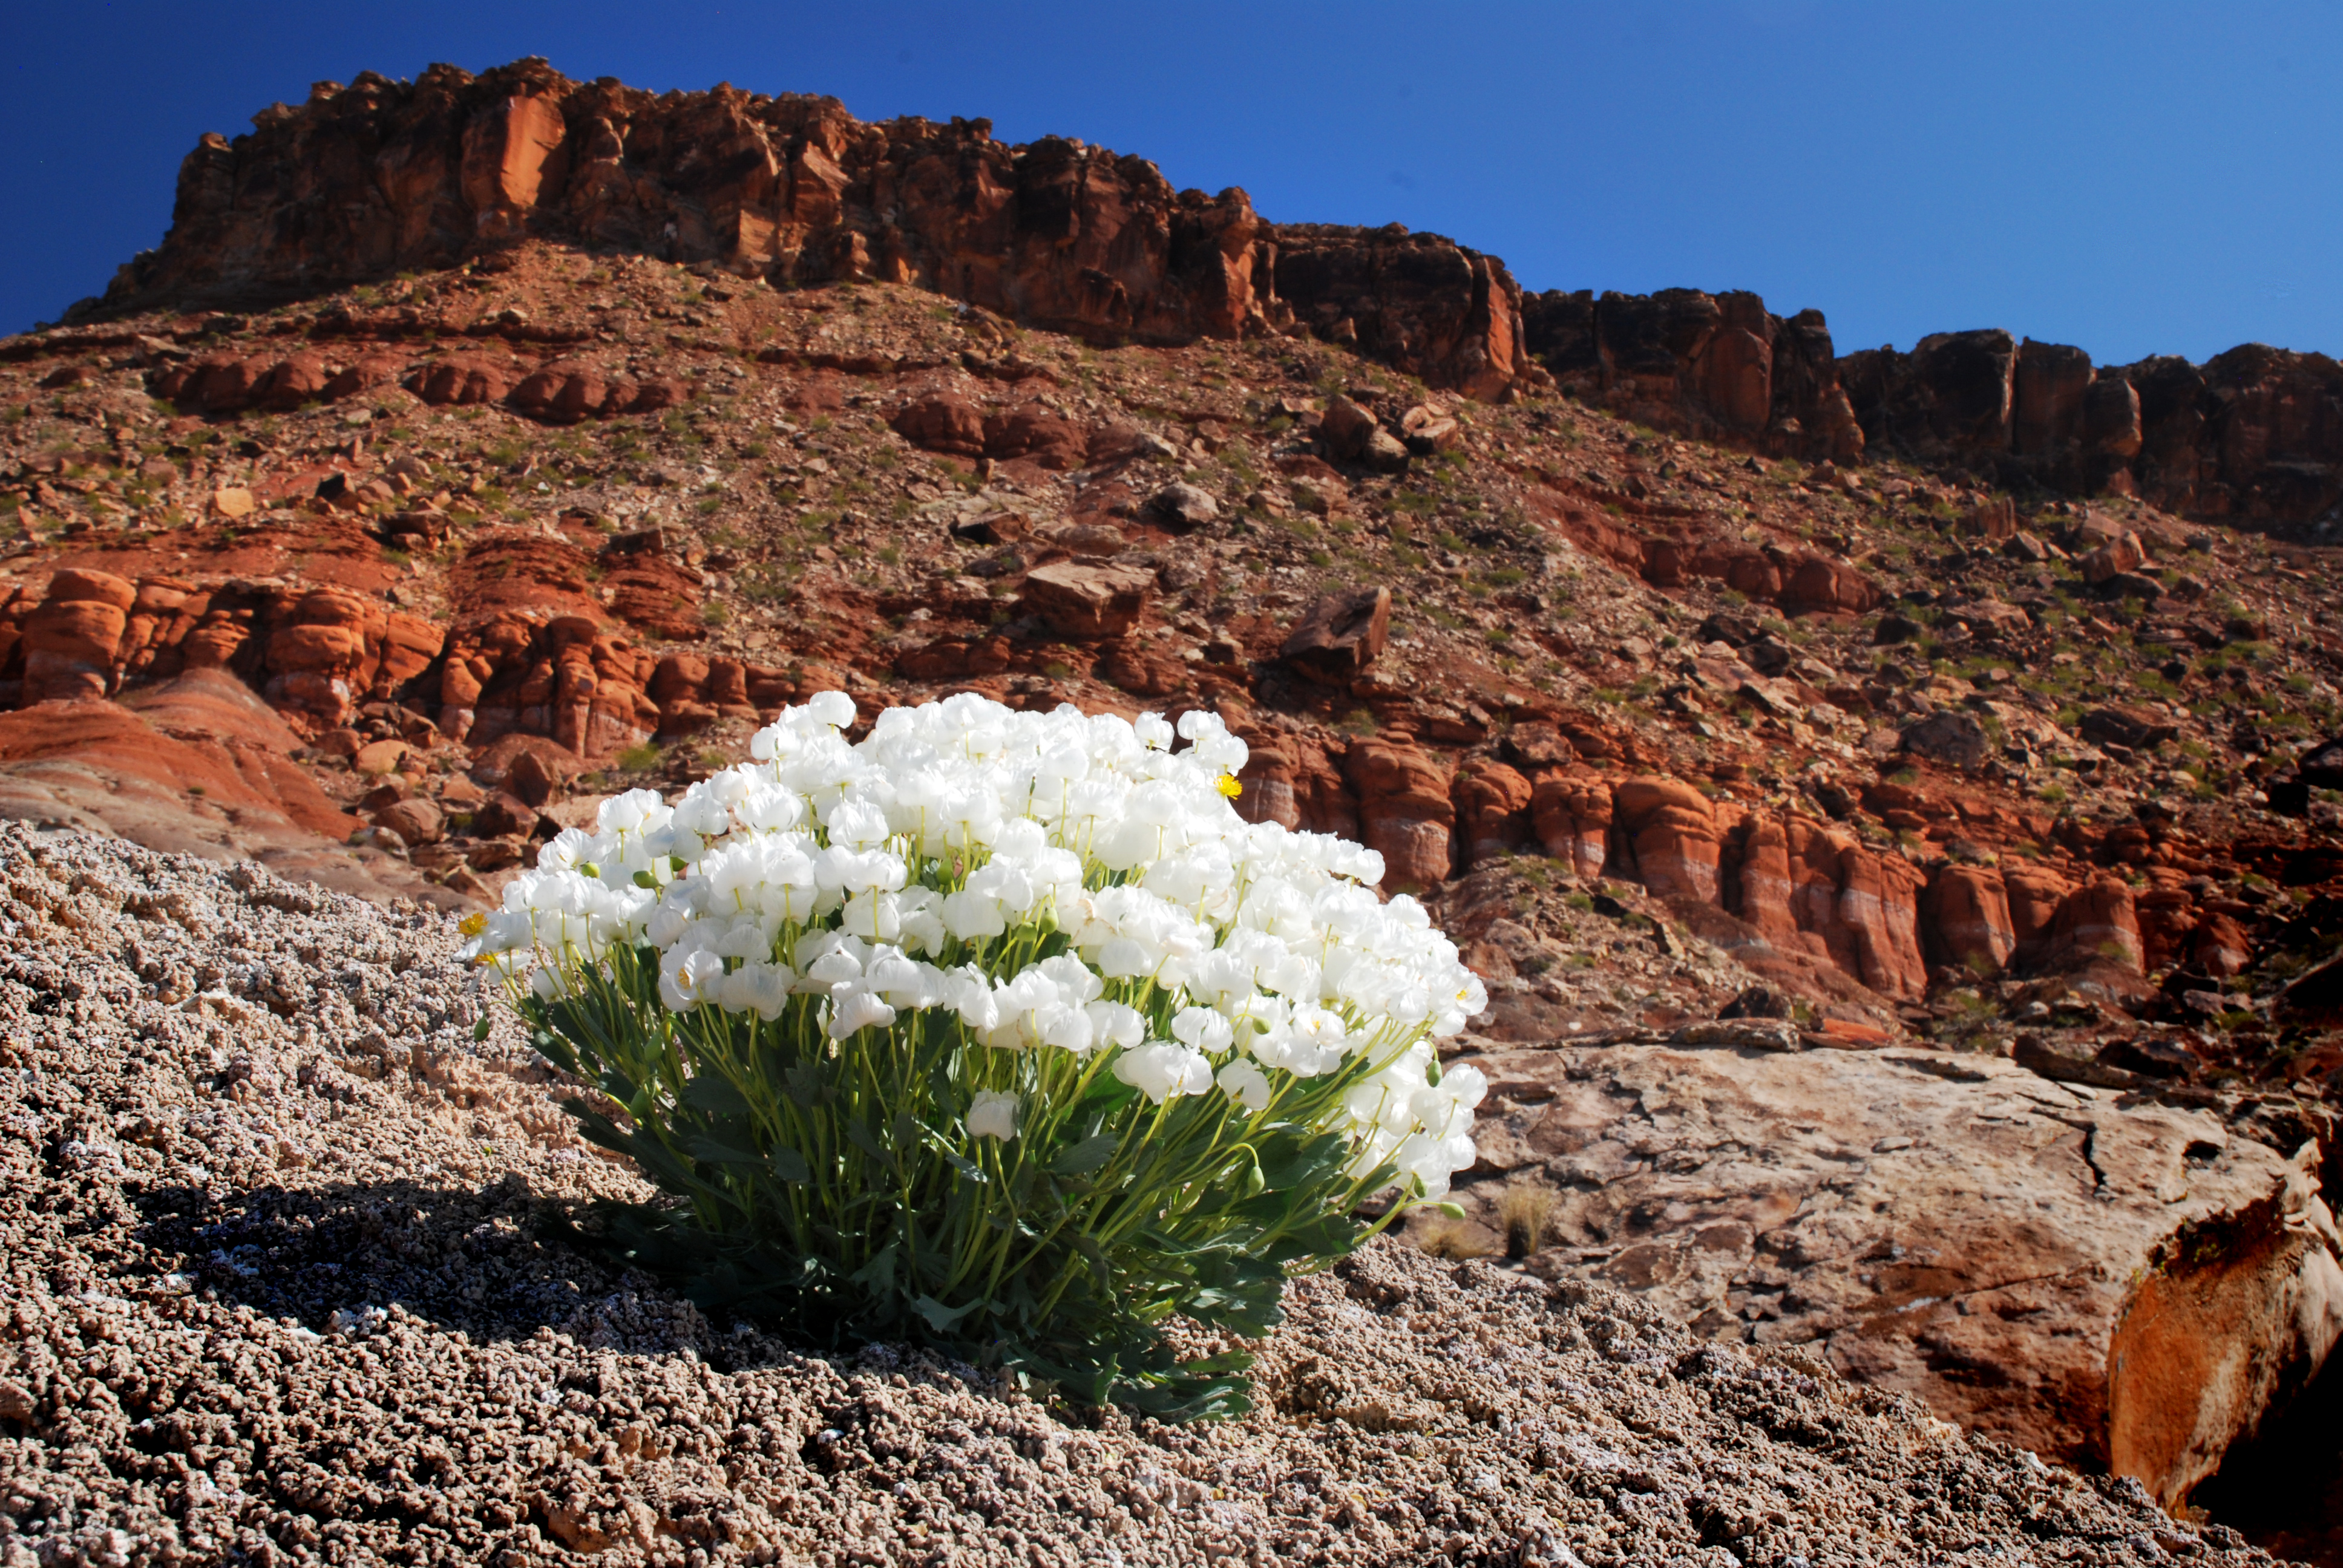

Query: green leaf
[1073,1233,1115,1295]
[473,1016,492,1043]
[768,1145,811,1183]
[1051,1132,1119,1177]
[910,1294,984,1332]
[850,1242,899,1292]
[681,1073,752,1118]
[1430,1200,1466,1220]
[1259,1131,1348,1191]
[684,1136,760,1167]
[845,1118,894,1168]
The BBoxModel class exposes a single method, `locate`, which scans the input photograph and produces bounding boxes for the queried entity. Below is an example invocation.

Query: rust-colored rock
[1399,405,1462,456]
[2080,529,2147,586]
[1316,396,1382,465]
[1613,776,1721,904]
[2192,912,2253,978]
[1449,1038,2343,1512]
[1344,738,1455,892]
[1923,863,2016,976]
[2037,874,2145,973]
[19,570,136,702]
[374,796,445,848]
[1526,773,1610,881]
[2002,864,2073,953]
[1450,758,1533,866]
[1833,846,1931,999]
[352,739,410,776]
[470,791,542,840]
[1523,287,1863,464]
[1274,225,1533,400]
[1280,586,1390,685]
[1018,561,1155,641]
[91,62,1532,399]
[891,393,986,458]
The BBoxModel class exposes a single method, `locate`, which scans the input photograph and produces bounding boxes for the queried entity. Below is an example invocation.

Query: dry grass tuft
[1417,1220,1496,1261]
[1499,1184,1556,1261]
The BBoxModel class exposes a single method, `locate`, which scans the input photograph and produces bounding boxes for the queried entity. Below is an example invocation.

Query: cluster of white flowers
[463,691,1488,1200]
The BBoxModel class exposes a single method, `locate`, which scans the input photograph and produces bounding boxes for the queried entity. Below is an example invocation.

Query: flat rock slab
[0,825,2286,1566]
[1427,1041,2343,1507]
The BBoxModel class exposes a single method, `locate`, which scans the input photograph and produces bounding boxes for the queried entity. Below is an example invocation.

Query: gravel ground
[0,825,2285,1567]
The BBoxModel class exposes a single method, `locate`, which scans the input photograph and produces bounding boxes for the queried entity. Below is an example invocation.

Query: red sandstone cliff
[79,59,1538,402]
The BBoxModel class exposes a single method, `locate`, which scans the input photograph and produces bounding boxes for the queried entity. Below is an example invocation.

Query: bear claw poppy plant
[462,691,1486,1417]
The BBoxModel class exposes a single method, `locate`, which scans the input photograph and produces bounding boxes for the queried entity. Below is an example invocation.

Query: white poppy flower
[967,1089,1020,1141]
[484,688,1485,1206]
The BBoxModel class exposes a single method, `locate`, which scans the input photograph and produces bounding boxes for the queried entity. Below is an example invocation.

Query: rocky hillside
[4,57,2343,1541]
[0,824,2283,1566]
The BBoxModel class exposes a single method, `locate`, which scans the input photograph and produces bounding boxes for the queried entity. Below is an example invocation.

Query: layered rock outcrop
[1848,335,2343,524]
[1225,731,2176,1004]
[0,558,825,760]
[1524,285,2343,524]
[84,60,1536,399]
[0,569,445,730]
[0,670,439,903]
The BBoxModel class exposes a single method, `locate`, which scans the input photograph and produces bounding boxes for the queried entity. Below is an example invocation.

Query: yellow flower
[457,913,487,937]
[1215,774,1244,799]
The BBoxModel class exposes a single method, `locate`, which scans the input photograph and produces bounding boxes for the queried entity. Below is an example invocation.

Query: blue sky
[5,2,2338,367]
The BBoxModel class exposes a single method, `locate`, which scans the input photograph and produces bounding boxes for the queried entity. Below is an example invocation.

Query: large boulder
[1144,483,1219,532]
[2079,705,2179,752]
[2080,529,2147,585]
[1018,562,1156,641]
[1439,1039,2343,1509]
[1901,710,1991,771]
[890,393,986,458]
[1280,586,1391,685]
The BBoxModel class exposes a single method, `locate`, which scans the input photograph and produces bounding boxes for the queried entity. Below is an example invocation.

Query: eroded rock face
[1,569,445,737]
[1344,737,1455,892]
[1841,335,2343,521]
[0,675,442,905]
[17,568,135,702]
[1231,752,2133,1004]
[1438,1038,2343,1509]
[1522,287,1864,464]
[1525,282,2343,521]
[89,62,1535,400]
[0,542,847,765]
[1450,757,1533,866]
